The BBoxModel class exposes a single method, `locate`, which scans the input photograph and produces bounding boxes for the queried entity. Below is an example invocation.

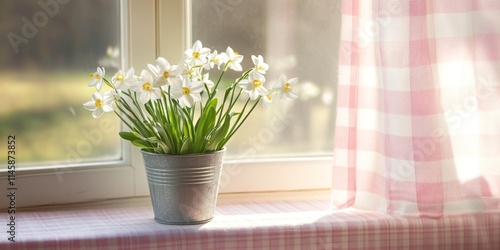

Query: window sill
[1,190,499,249]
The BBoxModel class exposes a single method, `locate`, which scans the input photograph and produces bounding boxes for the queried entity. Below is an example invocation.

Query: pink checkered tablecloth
[0,197,499,249]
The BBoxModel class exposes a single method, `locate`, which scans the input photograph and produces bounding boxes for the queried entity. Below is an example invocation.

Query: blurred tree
[0,0,120,70]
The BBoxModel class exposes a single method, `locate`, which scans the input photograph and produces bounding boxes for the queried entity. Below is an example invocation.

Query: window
[1,0,337,208]
[0,0,153,208]
[0,0,122,168]
[191,0,341,159]
[156,0,336,193]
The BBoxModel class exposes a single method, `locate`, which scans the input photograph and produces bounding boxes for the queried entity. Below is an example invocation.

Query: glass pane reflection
[192,0,341,158]
[0,0,122,168]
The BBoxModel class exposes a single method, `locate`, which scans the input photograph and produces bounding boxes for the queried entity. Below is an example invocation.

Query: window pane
[0,0,122,168]
[192,0,340,158]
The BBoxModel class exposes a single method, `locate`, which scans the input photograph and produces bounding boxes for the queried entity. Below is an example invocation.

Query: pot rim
[140,147,226,158]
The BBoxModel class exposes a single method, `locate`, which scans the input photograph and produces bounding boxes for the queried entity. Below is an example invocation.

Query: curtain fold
[332,0,500,217]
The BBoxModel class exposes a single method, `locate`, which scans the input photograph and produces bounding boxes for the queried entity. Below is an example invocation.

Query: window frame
[1,0,333,209]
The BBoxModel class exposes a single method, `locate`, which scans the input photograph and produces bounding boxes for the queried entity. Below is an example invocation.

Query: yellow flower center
[115,73,124,81]
[163,71,169,78]
[234,51,239,55]
[95,73,101,79]
[142,82,151,91]
[182,87,190,95]
[192,51,200,58]
[266,94,272,101]
[95,99,102,108]
[253,79,263,88]
[284,82,291,91]
[89,72,94,78]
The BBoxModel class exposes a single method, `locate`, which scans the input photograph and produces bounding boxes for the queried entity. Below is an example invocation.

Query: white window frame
[1,0,333,209]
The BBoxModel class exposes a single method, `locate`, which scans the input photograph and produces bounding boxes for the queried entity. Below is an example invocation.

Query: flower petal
[83,101,97,111]
[190,81,205,93]
[103,104,114,112]
[286,91,299,99]
[140,92,150,104]
[92,108,104,118]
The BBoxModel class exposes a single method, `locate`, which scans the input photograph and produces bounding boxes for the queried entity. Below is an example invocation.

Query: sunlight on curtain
[332,0,500,217]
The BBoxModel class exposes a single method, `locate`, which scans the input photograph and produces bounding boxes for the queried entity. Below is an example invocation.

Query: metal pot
[141,149,225,225]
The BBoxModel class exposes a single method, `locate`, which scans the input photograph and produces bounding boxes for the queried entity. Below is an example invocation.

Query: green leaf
[132,139,153,149]
[179,108,195,140]
[156,142,170,154]
[195,97,218,134]
[141,147,156,153]
[194,106,216,151]
[154,123,176,153]
[207,113,231,151]
[180,138,192,154]
[119,131,140,142]
[206,98,218,113]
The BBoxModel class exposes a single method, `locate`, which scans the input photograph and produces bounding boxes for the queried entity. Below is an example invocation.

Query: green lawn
[0,71,121,167]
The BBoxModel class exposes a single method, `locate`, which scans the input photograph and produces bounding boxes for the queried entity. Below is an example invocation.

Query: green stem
[113,110,133,131]
[222,96,261,146]
[115,102,149,136]
[216,68,252,124]
[208,63,229,100]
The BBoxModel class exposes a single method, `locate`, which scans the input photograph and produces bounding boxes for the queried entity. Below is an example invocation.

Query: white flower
[171,77,204,108]
[252,55,269,74]
[148,57,183,87]
[190,67,203,81]
[184,40,211,67]
[238,71,268,101]
[261,92,274,108]
[111,67,135,90]
[103,89,122,101]
[83,92,113,118]
[88,67,105,91]
[225,46,243,71]
[205,50,227,70]
[107,46,120,58]
[273,74,298,99]
[129,70,162,103]
[202,73,214,89]
[103,89,122,110]
[175,60,190,78]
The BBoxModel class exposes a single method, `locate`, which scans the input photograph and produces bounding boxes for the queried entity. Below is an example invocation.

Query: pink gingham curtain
[332,0,500,218]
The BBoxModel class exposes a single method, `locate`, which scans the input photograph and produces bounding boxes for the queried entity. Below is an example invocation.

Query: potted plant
[83,40,298,224]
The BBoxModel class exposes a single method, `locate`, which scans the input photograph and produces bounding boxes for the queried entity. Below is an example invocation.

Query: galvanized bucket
[141,149,225,225]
